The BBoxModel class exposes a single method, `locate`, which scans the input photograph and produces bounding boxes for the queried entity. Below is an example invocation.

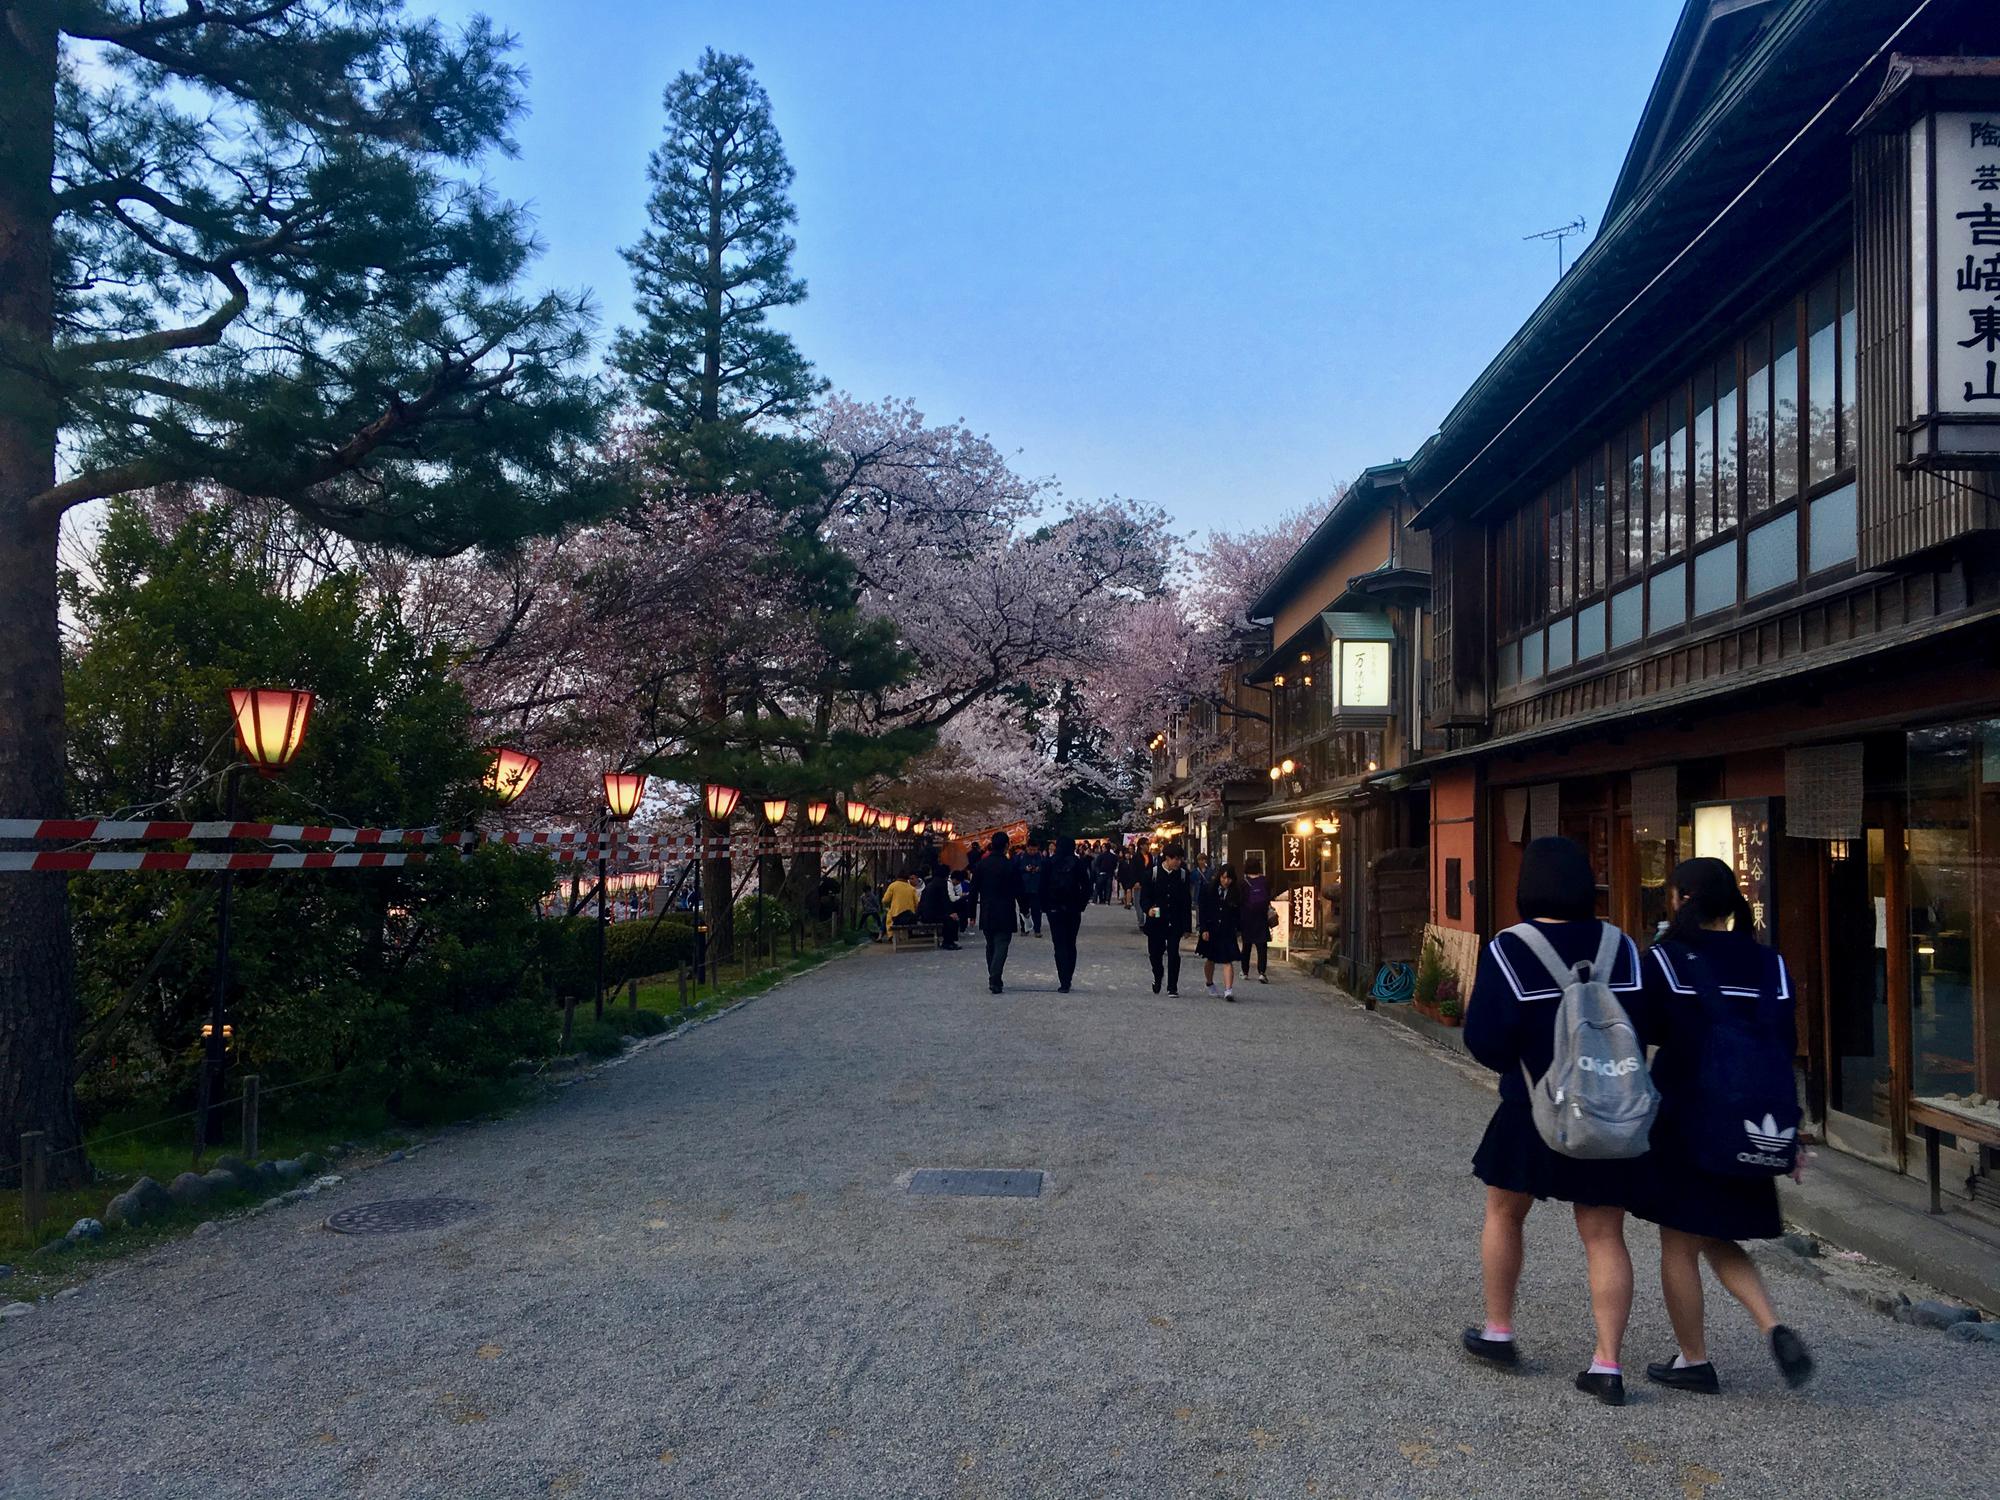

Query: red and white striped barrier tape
[0,850,433,873]
[0,818,451,844]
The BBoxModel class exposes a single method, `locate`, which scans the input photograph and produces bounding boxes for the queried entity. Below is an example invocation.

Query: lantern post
[196,687,314,1160]
[593,771,647,1027]
[699,783,742,981]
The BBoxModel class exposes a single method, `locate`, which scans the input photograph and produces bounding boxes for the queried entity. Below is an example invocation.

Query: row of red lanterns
[480,749,952,839]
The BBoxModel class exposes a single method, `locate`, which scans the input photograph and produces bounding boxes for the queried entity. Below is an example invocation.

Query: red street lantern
[603,771,647,821]
[805,800,830,828]
[703,783,742,822]
[893,812,912,834]
[761,796,791,826]
[228,687,314,775]
[483,746,541,805]
[913,819,928,836]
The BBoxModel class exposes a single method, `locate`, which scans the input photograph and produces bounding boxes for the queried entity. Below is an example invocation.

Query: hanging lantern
[603,771,647,820]
[894,812,912,834]
[483,746,541,805]
[1295,817,1315,836]
[1268,765,1282,782]
[228,687,314,775]
[761,796,790,826]
[913,819,928,836]
[703,783,742,822]
[806,800,829,828]
[1281,758,1296,775]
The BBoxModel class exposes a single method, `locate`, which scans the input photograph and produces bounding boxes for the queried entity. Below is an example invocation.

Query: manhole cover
[907,1168,1043,1198]
[324,1198,486,1235]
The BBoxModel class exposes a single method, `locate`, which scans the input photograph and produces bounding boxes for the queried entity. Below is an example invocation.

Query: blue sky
[433,0,1684,536]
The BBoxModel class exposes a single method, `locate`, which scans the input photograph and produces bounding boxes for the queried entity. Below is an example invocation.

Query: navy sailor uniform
[1464,918,1649,1205]
[1630,928,1793,1241]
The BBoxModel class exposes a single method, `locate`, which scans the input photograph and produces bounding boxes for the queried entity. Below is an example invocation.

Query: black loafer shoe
[1770,1325,1813,1388]
[1574,1370,1626,1406]
[1461,1328,1519,1366]
[1644,1358,1719,1394]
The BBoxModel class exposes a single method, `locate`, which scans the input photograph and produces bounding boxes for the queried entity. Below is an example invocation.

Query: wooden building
[1240,462,1435,991]
[1411,0,2000,1206]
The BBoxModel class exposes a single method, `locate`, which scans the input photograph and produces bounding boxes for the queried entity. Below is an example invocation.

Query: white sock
[1587,1359,1621,1375]
[1672,1353,1702,1369]
[1481,1324,1514,1342]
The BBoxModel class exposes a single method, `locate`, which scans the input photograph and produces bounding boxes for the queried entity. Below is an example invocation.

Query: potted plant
[1412,934,1448,1021]
[1435,973,1464,1027]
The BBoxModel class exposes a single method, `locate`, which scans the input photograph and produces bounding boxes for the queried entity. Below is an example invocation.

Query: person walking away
[1140,844,1194,995]
[1117,849,1141,910]
[917,860,963,949]
[1198,864,1244,1000]
[962,843,983,929]
[1461,837,1650,1406]
[1019,841,1047,935]
[1635,857,1814,1394]
[971,832,1023,993]
[1241,869,1273,984]
[883,871,920,932]
[1092,845,1117,905]
[1043,836,1093,993]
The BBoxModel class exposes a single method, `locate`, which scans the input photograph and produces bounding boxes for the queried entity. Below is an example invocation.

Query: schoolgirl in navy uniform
[1461,837,1649,1406]
[1635,858,1814,1394]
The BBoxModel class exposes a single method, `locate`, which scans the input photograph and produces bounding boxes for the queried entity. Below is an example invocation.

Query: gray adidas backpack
[1508,921,1658,1160]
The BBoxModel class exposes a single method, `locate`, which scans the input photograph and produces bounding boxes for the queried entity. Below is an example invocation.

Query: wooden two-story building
[1240,462,1436,990]
[1413,0,2000,1203]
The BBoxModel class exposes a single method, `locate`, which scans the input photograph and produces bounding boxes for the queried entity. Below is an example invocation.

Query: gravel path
[3,917,1994,1499]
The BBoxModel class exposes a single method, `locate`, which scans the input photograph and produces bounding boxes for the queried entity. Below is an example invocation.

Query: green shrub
[546,916,696,1000]
[567,1020,630,1059]
[731,893,793,942]
[1413,934,1449,1008]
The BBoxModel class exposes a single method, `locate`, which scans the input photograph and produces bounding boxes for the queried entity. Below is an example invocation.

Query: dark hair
[1164,842,1185,862]
[990,831,1010,854]
[1664,857,1755,948]
[1516,836,1597,922]
[1216,863,1240,906]
[1054,835,1076,859]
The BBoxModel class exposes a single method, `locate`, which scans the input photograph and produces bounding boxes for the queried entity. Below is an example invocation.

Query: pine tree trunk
[0,2,86,1190]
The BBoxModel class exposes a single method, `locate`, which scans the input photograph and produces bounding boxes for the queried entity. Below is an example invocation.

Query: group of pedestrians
[1462,836,1814,1406]
[1133,842,1273,999]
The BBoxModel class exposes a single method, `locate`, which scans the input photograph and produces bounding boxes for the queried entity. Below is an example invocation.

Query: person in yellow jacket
[883,873,921,931]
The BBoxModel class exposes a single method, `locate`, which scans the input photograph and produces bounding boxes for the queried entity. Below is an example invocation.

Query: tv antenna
[1524,217,1588,280]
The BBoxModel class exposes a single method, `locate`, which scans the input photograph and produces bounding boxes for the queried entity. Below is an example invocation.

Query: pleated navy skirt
[1472,1100,1645,1208]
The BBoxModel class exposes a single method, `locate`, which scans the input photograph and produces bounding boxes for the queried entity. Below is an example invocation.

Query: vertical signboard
[1908,109,2000,466]
[1692,798,1776,941]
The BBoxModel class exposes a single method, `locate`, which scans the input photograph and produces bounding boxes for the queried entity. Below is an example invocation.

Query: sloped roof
[1246,461,1407,623]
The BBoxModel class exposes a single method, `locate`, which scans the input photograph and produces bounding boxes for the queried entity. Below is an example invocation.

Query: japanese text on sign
[1941,115,2000,409]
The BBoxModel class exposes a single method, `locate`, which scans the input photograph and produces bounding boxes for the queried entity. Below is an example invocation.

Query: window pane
[1668,389,1688,554]
[1745,326,1771,516]
[1746,511,1798,596]
[1809,481,1859,573]
[1716,358,1739,532]
[1610,583,1643,648]
[1904,722,1991,1103]
[1498,637,1519,690]
[1585,450,1607,596]
[1839,262,1857,471]
[1692,367,1716,542]
[1807,274,1839,487]
[1773,310,1800,503]
[1649,403,1669,563]
[1547,614,1573,673]
[1521,626,1543,681]
[1694,541,1737,617]
[1650,564,1687,633]
[1624,422,1646,576]
[1577,600,1605,660]
[1549,482,1568,615]
[1610,436,1630,582]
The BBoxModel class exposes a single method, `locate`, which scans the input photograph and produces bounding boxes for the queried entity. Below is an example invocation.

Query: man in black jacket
[970,832,1023,993]
[916,861,962,949]
[1139,843,1194,995]
[1042,836,1094,993]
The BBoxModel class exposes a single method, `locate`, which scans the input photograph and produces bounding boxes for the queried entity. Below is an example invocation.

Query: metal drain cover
[324,1198,486,1235]
[907,1168,1043,1198]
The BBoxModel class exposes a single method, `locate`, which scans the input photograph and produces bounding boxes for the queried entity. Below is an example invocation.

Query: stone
[200,1168,237,1195]
[0,1303,33,1320]
[1866,1290,1910,1318]
[281,1188,310,1205]
[1780,1232,1820,1259]
[65,1217,105,1244]
[167,1172,212,1207]
[54,1287,80,1301]
[1945,1319,2000,1344]
[298,1152,330,1175]
[31,1238,72,1259]
[273,1158,305,1182]
[0,1264,13,1279]
[211,1155,261,1191]
[1895,1299,1980,1330]
[189,1220,219,1240]
[385,1150,406,1163]
[313,1175,343,1190]
[105,1176,175,1230]
[254,1161,282,1189]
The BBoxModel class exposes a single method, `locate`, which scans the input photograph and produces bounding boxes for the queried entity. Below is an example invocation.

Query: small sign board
[1282,835,1306,871]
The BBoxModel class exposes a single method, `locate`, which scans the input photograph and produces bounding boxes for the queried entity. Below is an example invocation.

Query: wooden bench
[889,922,941,953]
[1907,1098,2000,1214]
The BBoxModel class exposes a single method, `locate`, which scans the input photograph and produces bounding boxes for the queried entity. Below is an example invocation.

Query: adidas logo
[1743,1114,1796,1152]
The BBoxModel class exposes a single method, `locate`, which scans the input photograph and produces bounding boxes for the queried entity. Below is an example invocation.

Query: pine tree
[0,1,610,1188]
[615,49,827,957]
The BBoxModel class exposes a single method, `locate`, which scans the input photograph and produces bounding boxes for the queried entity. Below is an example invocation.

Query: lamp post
[594,771,647,1026]
[196,687,313,1159]
[699,782,741,981]
[759,796,789,960]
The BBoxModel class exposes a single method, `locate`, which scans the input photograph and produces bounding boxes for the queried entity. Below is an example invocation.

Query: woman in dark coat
[1461,837,1647,1406]
[1240,871,1273,984]
[1635,858,1813,1394]
[916,861,962,950]
[1196,864,1243,1000]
